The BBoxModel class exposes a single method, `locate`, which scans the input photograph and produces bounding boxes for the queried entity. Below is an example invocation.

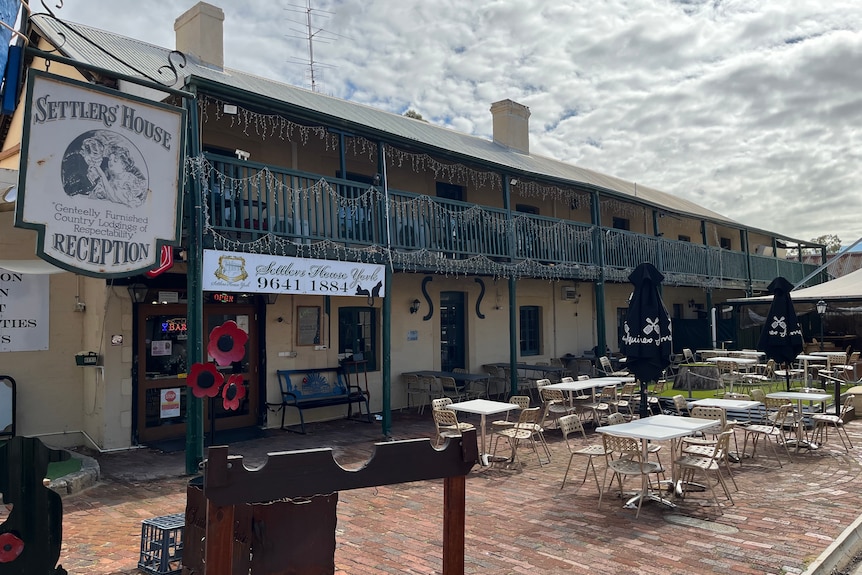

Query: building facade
[0,3,820,450]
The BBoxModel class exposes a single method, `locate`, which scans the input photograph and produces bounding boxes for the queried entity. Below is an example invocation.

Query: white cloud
[51,0,862,246]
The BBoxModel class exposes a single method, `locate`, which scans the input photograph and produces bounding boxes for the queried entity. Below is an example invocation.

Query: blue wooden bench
[273,367,371,433]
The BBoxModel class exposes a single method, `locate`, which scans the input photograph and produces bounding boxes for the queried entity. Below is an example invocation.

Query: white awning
[0,260,68,274]
[728,268,862,304]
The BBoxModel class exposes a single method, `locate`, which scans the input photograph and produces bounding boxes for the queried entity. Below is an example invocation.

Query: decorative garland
[197,94,596,210]
[188,154,599,281]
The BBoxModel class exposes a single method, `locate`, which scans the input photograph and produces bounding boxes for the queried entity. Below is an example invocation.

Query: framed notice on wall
[297,306,321,346]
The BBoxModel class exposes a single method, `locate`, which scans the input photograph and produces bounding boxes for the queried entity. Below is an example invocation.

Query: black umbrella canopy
[621,263,673,417]
[757,276,804,391]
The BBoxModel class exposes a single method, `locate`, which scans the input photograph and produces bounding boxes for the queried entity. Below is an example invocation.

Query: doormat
[146,426,265,453]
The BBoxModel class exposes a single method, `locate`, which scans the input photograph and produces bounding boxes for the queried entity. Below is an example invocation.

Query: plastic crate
[138,513,184,575]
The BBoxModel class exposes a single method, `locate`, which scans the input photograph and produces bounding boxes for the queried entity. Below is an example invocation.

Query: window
[515,204,539,214]
[435,182,463,201]
[720,237,732,250]
[678,235,691,242]
[612,217,630,230]
[338,307,377,371]
[519,306,542,356]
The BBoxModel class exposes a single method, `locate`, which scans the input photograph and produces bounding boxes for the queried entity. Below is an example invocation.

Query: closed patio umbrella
[621,263,673,418]
[757,276,804,392]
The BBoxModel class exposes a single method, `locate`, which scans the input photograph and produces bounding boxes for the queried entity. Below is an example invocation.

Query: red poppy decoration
[207,320,248,367]
[0,532,24,563]
[222,374,247,411]
[187,362,224,398]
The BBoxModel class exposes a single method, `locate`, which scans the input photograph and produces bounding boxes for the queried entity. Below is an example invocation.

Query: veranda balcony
[197,155,815,287]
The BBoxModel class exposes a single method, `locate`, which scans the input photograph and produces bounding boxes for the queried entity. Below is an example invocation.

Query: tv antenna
[284,1,345,92]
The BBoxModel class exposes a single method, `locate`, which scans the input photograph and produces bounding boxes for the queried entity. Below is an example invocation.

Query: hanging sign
[15,71,186,278]
[202,250,385,299]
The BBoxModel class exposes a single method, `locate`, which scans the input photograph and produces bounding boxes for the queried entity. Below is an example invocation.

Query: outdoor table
[545,376,635,408]
[690,397,761,419]
[795,354,827,385]
[765,391,831,451]
[447,399,520,466]
[705,356,757,369]
[696,349,723,361]
[706,357,757,392]
[596,414,721,511]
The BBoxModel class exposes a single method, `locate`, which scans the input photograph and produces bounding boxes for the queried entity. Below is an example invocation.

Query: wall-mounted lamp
[127,283,148,304]
[509,178,519,186]
[688,299,696,309]
[816,299,827,352]
[2,186,16,203]
[265,293,279,305]
[410,299,421,314]
[235,149,250,161]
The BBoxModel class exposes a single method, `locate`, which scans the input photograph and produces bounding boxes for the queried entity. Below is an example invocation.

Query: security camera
[235,149,250,161]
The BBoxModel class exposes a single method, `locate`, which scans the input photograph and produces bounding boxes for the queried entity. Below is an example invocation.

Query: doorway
[440,291,466,371]
[135,302,260,443]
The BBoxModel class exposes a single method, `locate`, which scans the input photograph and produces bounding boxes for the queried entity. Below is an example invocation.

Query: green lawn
[46,456,81,480]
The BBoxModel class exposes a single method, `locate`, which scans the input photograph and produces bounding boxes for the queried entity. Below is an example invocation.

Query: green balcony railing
[200,154,815,286]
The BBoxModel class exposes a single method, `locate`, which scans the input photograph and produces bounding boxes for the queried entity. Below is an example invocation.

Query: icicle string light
[187,155,599,282]
[197,94,595,211]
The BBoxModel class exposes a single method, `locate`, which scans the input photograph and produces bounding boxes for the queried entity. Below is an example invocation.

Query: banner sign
[0,268,49,352]
[202,250,386,299]
[15,71,186,278]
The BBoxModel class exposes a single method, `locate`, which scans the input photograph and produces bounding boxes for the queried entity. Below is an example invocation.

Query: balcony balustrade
[199,154,815,287]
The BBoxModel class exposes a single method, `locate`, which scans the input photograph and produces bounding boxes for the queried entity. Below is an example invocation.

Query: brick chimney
[490,99,530,154]
[174,2,224,70]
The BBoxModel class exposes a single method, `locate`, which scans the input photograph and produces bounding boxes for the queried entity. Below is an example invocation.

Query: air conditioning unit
[561,286,580,302]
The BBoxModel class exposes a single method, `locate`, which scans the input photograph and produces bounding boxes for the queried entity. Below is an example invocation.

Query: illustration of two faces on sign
[60,129,149,208]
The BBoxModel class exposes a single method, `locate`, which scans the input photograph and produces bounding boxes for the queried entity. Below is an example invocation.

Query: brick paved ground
[57,409,862,574]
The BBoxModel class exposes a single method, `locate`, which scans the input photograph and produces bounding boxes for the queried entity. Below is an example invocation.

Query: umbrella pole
[639,380,649,418]
[785,363,791,392]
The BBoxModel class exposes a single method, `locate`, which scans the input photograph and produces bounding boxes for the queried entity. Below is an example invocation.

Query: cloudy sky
[46,0,862,247]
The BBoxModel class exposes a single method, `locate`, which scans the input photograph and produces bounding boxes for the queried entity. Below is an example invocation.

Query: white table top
[596,414,720,441]
[796,354,828,361]
[766,391,831,402]
[544,376,635,392]
[726,351,766,358]
[544,380,603,393]
[810,351,848,357]
[706,357,758,365]
[691,398,762,410]
[447,399,521,416]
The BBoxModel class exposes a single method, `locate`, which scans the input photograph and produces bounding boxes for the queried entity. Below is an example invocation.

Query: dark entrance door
[440,291,466,371]
[135,302,259,443]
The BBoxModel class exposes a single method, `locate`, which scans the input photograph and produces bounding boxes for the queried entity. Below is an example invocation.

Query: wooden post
[442,475,466,575]
[204,501,235,575]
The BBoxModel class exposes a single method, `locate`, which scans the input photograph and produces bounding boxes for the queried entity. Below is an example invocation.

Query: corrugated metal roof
[31,14,774,233]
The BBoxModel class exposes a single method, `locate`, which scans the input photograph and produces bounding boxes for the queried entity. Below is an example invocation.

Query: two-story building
[0,2,821,451]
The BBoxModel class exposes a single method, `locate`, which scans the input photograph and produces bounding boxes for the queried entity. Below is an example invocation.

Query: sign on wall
[202,250,386,299]
[15,71,186,278]
[0,268,49,352]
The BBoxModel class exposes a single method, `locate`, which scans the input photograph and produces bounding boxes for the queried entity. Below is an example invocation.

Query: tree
[786,234,841,258]
[813,234,842,254]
